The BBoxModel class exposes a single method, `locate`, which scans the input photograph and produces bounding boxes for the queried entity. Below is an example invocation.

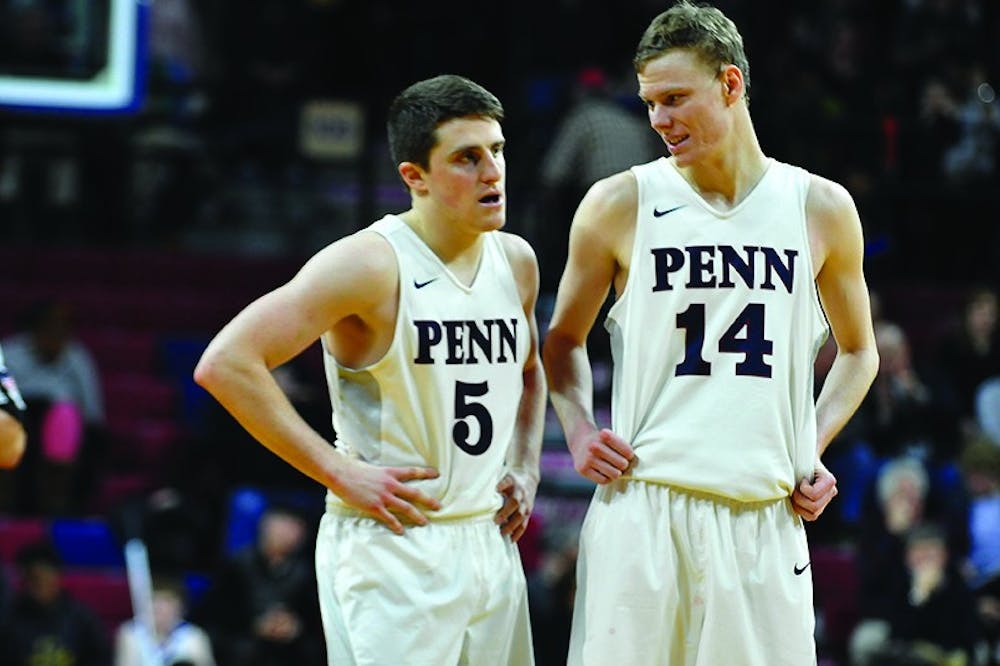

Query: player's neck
[677,119,767,209]
[399,209,486,278]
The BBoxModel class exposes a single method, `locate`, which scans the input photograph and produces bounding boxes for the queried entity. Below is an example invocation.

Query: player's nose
[649,104,674,129]
[480,152,503,183]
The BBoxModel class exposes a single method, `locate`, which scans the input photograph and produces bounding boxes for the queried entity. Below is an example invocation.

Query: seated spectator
[890,524,980,665]
[850,456,970,664]
[0,540,109,666]
[847,322,967,511]
[857,458,932,619]
[114,575,215,666]
[934,287,1000,435]
[868,322,936,459]
[959,435,1000,664]
[194,505,323,666]
[853,522,979,666]
[961,434,1000,588]
[1,300,105,514]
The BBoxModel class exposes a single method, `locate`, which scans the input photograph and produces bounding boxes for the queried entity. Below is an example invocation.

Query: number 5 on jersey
[453,381,493,455]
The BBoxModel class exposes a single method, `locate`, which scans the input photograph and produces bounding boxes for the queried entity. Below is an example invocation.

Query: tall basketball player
[195,75,544,665]
[542,3,879,665]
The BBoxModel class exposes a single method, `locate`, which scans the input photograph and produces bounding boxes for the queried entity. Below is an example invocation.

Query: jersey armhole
[605,167,646,325]
[325,227,404,373]
[798,170,832,338]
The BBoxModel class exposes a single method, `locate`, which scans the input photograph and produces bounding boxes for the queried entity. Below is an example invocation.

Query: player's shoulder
[805,173,858,223]
[803,173,864,266]
[585,170,638,214]
[314,228,396,274]
[495,232,540,299]
[299,228,398,300]
[574,170,638,236]
[496,231,538,267]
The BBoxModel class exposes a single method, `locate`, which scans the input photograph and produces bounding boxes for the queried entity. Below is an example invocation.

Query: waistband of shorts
[323,499,497,526]
[607,477,791,509]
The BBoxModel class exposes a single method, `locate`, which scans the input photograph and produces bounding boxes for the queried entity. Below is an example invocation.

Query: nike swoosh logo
[653,204,686,218]
[793,562,811,576]
[653,204,687,217]
[413,277,438,289]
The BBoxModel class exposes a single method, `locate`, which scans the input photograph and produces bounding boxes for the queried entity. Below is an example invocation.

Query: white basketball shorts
[568,479,816,666]
[315,511,534,666]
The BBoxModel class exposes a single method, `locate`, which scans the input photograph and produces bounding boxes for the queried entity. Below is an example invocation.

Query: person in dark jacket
[0,540,109,666]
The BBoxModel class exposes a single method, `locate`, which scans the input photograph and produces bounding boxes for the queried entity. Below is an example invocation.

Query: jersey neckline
[658,156,775,219]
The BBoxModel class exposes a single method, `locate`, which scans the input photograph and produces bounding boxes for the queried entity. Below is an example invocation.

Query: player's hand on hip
[337,459,442,535]
[791,461,838,521]
[571,428,634,485]
[494,470,539,543]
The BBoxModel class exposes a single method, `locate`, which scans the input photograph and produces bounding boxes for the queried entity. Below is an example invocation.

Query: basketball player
[195,75,544,665]
[542,3,879,665]
[0,343,27,468]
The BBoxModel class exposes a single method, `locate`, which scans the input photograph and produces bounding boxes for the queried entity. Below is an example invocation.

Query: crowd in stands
[0,1,998,664]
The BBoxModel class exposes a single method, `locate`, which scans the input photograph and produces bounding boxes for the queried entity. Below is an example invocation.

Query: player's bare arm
[793,175,879,521]
[544,172,637,484]
[493,233,546,542]
[0,410,26,469]
[0,358,26,468]
[194,231,441,534]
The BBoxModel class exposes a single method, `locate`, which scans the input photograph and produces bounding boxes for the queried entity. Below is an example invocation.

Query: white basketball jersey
[323,215,529,521]
[607,158,828,502]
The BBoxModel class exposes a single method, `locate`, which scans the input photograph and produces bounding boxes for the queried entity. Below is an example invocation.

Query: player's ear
[398,162,428,194]
[720,65,744,104]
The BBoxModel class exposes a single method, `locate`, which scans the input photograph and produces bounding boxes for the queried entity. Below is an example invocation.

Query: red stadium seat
[0,517,48,564]
[61,569,133,638]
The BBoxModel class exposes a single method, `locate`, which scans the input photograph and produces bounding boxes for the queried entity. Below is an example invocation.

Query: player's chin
[477,207,505,230]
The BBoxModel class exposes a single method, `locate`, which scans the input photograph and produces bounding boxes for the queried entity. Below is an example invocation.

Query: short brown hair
[634,1,751,102]
[387,75,504,170]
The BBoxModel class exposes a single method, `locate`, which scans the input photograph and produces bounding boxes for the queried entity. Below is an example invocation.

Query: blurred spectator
[958,435,1000,666]
[533,65,661,292]
[943,65,1000,183]
[852,518,979,666]
[111,487,220,575]
[0,540,109,666]
[0,341,28,469]
[979,576,1000,666]
[911,77,962,180]
[836,320,969,524]
[195,506,323,666]
[977,377,1000,444]
[855,458,933,628]
[934,287,1000,432]
[890,524,980,665]
[852,320,965,491]
[0,300,105,514]
[114,575,215,666]
[867,322,937,458]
